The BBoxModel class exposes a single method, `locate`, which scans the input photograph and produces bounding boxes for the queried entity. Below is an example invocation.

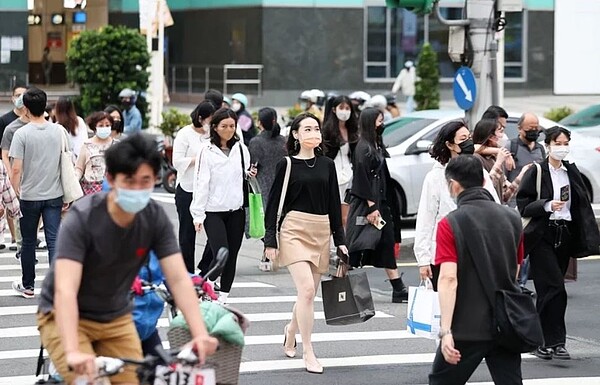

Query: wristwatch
[438,329,452,338]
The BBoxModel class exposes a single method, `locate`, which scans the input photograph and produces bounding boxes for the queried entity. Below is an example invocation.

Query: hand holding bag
[59,128,84,203]
[406,279,440,339]
[321,269,376,325]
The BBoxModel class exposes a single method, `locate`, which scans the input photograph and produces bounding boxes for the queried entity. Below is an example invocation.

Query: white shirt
[172,125,209,192]
[544,162,572,221]
[71,116,89,159]
[413,162,501,266]
[190,141,250,225]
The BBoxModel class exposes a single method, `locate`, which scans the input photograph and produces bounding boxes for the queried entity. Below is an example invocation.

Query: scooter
[155,137,177,194]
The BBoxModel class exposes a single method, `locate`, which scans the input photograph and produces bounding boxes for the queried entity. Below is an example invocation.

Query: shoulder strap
[35,344,45,377]
[510,138,518,158]
[276,157,292,228]
[533,162,542,200]
[239,142,246,174]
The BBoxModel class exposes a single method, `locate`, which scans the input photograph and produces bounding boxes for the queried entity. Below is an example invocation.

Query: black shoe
[552,345,571,360]
[532,346,553,360]
[521,286,536,297]
[390,274,408,303]
[15,251,20,260]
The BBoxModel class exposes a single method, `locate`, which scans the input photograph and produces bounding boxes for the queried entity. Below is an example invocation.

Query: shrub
[66,25,151,121]
[544,106,575,123]
[160,108,191,138]
[414,43,440,111]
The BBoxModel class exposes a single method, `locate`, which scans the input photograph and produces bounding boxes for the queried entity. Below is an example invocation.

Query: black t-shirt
[0,110,18,142]
[38,192,180,322]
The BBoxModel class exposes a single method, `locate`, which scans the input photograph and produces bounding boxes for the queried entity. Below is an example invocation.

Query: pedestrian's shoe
[552,345,571,360]
[532,346,553,360]
[36,239,47,250]
[303,353,323,374]
[520,286,536,297]
[217,291,229,305]
[390,274,409,303]
[283,324,297,358]
[9,242,17,251]
[15,250,20,260]
[12,281,34,299]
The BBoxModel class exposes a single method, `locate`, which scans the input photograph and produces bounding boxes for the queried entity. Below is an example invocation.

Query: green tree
[414,43,440,110]
[66,25,151,119]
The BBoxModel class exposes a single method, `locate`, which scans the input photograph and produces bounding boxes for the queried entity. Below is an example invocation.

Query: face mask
[497,133,509,148]
[115,187,153,214]
[297,133,322,149]
[524,130,539,142]
[549,145,570,161]
[376,123,386,135]
[203,123,211,132]
[458,139,475,155]
[299,101,308,110]
[112,120,122,132]
[336,110,351,122]
[13,95,23,109]
[96,126,112,139]
[231,102,241,112]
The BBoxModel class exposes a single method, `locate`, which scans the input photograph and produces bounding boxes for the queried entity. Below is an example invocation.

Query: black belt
[549,219,570,227]
[549,219,571,248]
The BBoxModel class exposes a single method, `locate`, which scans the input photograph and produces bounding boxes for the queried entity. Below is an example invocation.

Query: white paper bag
[406,282,441,340]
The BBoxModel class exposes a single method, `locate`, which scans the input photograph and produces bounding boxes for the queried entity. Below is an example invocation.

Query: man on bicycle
[37,134,218,385]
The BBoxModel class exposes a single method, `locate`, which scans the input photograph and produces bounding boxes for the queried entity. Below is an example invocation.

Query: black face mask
[458,139,475,155]
[113,120,123,132]
[376,124,386,135]
[524,130,539,142]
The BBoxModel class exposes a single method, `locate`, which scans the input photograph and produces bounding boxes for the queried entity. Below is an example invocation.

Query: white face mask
[231,102,241,112]
[549,145,570,161]
[497,133,509,148]
[335,110,351,122]
[203,123,211,132]
[96,126,112,139]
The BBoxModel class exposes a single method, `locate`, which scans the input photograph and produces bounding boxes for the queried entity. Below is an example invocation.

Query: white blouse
[172,125,209,192]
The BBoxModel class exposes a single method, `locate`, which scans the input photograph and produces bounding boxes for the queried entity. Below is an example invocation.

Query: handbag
[59,128,84,203]
[321,270,376,325]
[521,162,541,229]
[345,195,383,253]
[247,176,265,239]
[406,279,440,340]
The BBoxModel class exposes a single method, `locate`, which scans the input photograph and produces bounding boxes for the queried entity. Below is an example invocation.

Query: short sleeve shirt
[38,192,180,322]
[1,118,26,152]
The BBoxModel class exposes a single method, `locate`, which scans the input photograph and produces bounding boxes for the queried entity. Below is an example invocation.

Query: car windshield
[560,105,600,127]
[382,118,437,147]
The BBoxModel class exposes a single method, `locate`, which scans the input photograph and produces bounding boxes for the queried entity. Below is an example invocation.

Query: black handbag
[321,270,376,326]
[345,195,383,253]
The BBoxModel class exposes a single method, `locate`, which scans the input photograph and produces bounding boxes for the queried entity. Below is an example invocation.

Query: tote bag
[247,177,265,239]
[321,270,376,325]
[406,280,440,340]
[521,162,541,229]
[59,128,84,203]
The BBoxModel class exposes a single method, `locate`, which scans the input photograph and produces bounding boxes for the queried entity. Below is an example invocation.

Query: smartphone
[373,216,386,230]
[560,185,570,202]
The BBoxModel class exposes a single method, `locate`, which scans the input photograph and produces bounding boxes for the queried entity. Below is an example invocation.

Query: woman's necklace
[303,157,317,168]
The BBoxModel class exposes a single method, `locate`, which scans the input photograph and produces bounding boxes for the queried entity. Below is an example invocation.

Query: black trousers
[175,185,197,274]
[529,222,572,347]
[204,209,245,293]
[429,340,522,385]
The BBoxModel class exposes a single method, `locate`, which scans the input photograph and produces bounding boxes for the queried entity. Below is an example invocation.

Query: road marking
[466,378,600,385]
[0,288,41,297]
[0,275,45,282]
[226,295,322,304]
[0,263,49,271]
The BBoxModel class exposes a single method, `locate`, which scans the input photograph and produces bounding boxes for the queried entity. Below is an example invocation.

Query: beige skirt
[278,210,331,274]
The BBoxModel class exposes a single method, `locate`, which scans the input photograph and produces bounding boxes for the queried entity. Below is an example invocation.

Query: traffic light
[386,0,436,15]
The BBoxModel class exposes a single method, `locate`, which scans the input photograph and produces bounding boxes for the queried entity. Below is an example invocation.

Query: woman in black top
[517,127,600,360]
[345,107,408,303]
[264,112,347,374]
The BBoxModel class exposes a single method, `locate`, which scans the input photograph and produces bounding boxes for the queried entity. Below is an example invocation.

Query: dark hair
[204,89,223,109]
[209,108,239,149]
[482,105,508,120]
[285,112,324,156]
[105,133,161,177]
[22,87,47,117]
[54,97,79,135]
[12,84,28,94]
[322,95,359,158]
[358,107,387,156]
[544,126,571,145]
[85,111,113,132]
[104,105,124,133]
[430,120,467,165]
[258,107,281,138]
[472,118,498,146]
[190,101,216,128]
[445,155,484,190]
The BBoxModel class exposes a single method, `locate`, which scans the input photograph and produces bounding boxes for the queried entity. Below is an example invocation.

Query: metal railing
[168,64,263,96]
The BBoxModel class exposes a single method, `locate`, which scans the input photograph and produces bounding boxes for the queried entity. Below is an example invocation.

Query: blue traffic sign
[453,66,477,110]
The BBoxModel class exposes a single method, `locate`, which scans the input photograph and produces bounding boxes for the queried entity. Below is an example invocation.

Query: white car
[382,110,600,217]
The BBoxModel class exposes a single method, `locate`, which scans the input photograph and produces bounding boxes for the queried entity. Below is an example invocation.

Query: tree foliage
[414,43,440,111]
[544,106,575,123]
[66,25,150,118]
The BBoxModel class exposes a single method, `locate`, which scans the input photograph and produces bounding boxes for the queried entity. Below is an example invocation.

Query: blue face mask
[115,187,153,214]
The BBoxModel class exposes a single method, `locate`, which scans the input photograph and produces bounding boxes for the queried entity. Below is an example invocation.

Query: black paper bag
[321,270,376,325]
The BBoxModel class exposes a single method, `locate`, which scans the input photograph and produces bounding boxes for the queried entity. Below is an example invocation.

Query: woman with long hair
[173,101,215,273]
[54,97,89,158]
[190,108,256,304]
[264,112,347,374]
[345,107,407,302]
[322,95,359,226]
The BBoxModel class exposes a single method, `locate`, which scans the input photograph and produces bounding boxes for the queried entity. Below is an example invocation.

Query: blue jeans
[518,256,530,287]
[19,197,63,289]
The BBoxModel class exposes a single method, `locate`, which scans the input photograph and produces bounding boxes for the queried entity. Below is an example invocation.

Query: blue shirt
[123,105,142,134]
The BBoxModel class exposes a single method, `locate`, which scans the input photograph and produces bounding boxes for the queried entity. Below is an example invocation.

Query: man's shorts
[37,311,143,384]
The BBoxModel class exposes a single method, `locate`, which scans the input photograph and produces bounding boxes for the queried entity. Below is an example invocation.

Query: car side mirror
[406,140,432,155]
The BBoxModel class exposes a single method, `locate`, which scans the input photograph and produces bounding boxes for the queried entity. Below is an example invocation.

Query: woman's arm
[172,128,196,174]
[328,161,345,246]
[74,143,88,181]
[263,159,287,249]
[190,146,210,226]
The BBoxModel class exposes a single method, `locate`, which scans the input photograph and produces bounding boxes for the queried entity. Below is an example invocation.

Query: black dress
[346,140,401,269]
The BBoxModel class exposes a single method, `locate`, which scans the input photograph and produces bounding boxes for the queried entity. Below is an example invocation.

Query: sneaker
[36,239,47,250]
[15,250,20,260]
[521,286,536,297]
[532,346,553,360]
[552,345,571,360]
[217,292,229,305]
[12,281,34,299]
[0,243,5,250]
[8,242,17,251]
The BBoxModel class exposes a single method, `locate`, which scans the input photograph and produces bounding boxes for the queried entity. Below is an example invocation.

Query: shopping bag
[321,270,376,325]
[247,177,265,239]
[406,281,440,339]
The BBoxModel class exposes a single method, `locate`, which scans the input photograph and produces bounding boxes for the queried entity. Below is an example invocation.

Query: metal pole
[258,67,262,96]
[188,66,192,95]
[205,67,210,92]
[223,66,228,95]
[171,66,175,94]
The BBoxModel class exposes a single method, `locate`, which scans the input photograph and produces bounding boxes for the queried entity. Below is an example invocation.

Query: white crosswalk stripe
[0,247,597,385]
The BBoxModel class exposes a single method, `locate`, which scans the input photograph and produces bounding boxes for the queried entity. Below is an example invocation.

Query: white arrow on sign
[456,74,473,102]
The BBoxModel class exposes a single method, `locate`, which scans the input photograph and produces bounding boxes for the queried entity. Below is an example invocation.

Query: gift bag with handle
[321,269,376,326]
[406,280,441,339]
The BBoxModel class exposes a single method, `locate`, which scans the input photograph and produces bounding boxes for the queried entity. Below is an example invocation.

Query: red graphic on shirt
[136,248,148,259]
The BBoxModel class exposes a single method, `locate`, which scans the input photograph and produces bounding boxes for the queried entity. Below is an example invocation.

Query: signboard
[453,66,477,111]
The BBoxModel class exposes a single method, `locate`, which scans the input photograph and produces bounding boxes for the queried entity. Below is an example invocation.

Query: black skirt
[349,202,397,269]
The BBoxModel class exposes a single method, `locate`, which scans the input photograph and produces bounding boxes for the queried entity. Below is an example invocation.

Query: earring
[294,139,299,151]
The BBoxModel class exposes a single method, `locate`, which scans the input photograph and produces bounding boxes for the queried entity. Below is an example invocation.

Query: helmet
[384,93,397,105]
[310,89,326,107]
[118,88,136,99]
[223,96,232,107]
[299,90,313,102]
[349,91,371,103]
[231,93,248,107]
[367,94,387,111]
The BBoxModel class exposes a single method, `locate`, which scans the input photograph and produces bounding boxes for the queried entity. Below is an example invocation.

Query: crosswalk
[0,245,599,384]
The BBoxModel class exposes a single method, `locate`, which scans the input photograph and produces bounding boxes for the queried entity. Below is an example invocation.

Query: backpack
[510,138,546,164]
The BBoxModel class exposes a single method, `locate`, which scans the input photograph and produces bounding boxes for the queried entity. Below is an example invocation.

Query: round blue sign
[453,66,477,111]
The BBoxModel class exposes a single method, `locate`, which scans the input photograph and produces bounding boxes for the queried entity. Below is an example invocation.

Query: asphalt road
[0,190,599,384]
